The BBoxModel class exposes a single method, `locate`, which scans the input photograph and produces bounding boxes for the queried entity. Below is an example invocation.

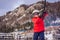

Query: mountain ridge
[0,1,60,33]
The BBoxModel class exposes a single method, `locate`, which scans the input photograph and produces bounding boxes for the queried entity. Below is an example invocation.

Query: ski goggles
[33,12,39,15]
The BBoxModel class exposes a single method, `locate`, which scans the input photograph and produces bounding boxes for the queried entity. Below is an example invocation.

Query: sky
[0,0,59,16]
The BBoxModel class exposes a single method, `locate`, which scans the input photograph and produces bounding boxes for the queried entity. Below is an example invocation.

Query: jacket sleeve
[43,12,48,17]
[40,12,48,19]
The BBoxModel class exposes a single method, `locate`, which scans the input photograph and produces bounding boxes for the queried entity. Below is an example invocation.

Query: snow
[45,31,54,40]
[51,18,60,23]
[3,18,8,21]
[17,14,26,21]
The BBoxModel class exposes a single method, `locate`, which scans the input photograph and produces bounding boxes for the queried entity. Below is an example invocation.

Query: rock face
[0,1,60,33]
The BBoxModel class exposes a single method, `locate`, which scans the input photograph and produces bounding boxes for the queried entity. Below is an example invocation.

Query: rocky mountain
[0,1,60,33]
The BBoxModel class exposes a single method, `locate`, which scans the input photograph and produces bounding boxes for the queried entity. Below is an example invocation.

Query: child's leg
[33,32,39,40]
[39,31,45,40]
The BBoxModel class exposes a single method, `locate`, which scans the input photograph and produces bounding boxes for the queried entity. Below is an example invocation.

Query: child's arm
[43,12,48,17]
[40,11,48,19]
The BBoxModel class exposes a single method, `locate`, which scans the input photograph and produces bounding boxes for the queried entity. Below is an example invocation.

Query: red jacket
[32,12,48,32]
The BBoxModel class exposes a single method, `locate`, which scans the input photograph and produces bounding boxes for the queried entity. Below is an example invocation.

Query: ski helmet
[32,10,40,14]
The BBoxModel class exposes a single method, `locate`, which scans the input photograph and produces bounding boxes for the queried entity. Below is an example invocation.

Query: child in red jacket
[32,9,48,40]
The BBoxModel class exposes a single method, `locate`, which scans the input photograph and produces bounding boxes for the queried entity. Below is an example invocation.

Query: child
[32,9,48,40]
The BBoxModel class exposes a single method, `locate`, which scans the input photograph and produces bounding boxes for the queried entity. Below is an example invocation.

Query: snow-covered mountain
[0,1,60,33]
